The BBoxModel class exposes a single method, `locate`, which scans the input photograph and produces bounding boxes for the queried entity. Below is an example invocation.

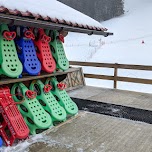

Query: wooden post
[114,63,118,89]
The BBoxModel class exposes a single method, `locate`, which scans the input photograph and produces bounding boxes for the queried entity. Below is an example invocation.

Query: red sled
[34,29,56,73]
[0,86,29,146]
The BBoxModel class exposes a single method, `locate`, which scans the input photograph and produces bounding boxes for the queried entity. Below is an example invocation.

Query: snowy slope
[65,0,152,93]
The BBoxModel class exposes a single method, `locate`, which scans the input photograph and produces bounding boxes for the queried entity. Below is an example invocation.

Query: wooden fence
[70,61,152,89]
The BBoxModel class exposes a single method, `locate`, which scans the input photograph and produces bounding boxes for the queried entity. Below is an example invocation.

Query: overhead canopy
[0,0,113,36]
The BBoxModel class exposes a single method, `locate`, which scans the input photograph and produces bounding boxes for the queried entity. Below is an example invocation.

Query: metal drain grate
[72,97,152,124]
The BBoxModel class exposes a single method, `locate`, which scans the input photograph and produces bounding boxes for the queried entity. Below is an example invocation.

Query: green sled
[30,80,67,123]
[45,77,78,116]
[11,83,53,134]
[0,24,23,78]
[46,30,69,71]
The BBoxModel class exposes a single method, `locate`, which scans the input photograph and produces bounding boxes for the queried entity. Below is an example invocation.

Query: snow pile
[0,134,43,152]
[65,0,152,93]
[0,133,75,152]
[0,0,105,29]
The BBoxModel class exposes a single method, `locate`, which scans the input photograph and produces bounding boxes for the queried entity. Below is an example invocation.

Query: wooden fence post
[114,63,118,89]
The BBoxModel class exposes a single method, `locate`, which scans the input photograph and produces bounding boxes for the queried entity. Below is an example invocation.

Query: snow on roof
[0,0,107,32]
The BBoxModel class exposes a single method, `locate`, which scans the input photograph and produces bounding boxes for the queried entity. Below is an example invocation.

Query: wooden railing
[70,61,152,89]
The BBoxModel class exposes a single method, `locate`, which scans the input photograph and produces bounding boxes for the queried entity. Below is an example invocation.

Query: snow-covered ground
[65,0,152,94]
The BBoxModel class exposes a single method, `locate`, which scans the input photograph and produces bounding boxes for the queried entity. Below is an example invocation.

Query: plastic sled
[47,30,69,71]
[0,86,29,146]
[0,24,23,78]
[15,27,41,75]
[30,80,67,122]
[11,83,53,135]
[0,137,3,147]
[34,28,56,73]
[45,77,78,116]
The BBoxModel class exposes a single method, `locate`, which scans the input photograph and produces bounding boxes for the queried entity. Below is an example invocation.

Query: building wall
[58,0,124,22]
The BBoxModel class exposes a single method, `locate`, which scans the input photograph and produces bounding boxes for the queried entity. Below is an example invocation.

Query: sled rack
[0,67,83,86]
[0,13,113,36]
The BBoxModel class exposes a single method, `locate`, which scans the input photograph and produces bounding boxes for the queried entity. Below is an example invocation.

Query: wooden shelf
[0,67,80,85]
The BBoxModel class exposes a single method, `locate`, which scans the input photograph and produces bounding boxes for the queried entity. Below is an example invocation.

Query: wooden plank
[84,74,114,80]
[84,73,152,85]
[0,67,80,85]
[70,61,152,71]
[116,64,152,71]
[117,76,152,84]
[70,61,116,68]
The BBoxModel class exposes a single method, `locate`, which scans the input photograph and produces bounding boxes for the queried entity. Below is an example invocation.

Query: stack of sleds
[0,24,78,147]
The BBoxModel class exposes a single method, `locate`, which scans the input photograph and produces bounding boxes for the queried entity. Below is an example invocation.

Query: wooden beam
[84,73,152,85]
[84,74,114,81]
[0,68,80,85]
[70,61,152,71]
[0,13,113,36]
[117,76,152,85]
[70,61,116,68]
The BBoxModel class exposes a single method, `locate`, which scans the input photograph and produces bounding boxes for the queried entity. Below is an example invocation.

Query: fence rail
[70,61,152,89]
